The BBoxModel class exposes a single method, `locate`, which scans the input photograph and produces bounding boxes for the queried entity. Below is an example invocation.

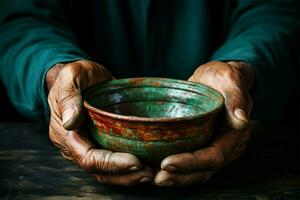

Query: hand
[47,60,153,186]
[154,61,255,187]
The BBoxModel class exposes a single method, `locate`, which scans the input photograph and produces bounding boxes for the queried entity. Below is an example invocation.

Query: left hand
[154,61,255,187]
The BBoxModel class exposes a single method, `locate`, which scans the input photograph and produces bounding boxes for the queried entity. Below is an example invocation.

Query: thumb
[224,89,251,131]
[50,60,113,130]
[58,88,84,130]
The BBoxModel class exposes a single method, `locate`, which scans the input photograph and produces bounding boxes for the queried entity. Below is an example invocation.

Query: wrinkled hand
[154,61,255,187]
[47,60,153,186]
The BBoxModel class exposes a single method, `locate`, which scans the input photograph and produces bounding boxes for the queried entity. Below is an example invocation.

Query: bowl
[83,77,224,164]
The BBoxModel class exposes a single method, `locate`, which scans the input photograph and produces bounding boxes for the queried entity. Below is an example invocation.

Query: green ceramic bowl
[83,77,224,164]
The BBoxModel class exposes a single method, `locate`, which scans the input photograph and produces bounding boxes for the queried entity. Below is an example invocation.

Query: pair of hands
[47,60,255,187]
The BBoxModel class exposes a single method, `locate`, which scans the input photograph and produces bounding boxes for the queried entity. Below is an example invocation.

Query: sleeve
[0,0,89,120]
[211,0,300,120]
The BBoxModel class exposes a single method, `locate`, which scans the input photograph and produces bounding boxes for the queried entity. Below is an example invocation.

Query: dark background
[0,82,29,122]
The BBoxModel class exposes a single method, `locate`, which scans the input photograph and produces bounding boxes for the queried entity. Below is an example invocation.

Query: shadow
[0,81,25,122]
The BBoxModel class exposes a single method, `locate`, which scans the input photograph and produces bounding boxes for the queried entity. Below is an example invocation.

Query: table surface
[0,121,299,200]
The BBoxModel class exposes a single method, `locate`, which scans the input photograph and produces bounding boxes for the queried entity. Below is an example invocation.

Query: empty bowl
[83,77,224,164]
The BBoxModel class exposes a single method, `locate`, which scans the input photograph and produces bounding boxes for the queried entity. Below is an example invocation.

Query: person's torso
[63,0,226,79]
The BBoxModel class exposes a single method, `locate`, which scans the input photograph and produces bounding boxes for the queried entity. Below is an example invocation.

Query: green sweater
[0,0,299,120]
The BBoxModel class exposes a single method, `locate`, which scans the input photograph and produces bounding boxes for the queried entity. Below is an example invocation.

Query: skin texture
[154,61,255,187]
[46,60,154,186]
[46,60,255,187]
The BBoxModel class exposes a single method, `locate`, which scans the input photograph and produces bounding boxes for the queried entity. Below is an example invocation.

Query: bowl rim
[83,77,224,122]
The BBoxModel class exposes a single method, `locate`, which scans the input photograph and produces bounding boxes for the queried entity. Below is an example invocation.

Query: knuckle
[60,63,77,75]
[49,127,62,149]
[49,127,74,161]
[101,151,113,173]
[57,64,82,90]
[80,149,113,174]
[60,149,73,161]
[57,90,77,106]
[220,68,235,79]
[80,149,96,173]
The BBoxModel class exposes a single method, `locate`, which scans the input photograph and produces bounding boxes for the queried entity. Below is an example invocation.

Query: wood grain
[0,121,299,200]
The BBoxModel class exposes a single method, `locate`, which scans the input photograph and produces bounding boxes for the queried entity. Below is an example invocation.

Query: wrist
[46,63,65,92]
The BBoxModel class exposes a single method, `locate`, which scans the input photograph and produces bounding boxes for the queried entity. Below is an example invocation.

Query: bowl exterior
[83,77,224,164]
[87,110,218,164]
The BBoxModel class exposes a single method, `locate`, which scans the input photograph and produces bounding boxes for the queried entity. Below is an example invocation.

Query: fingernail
[158,180,173,187]
[164,165,177,172]
[129,166,140,171]
[234,108,248,122]
[139,177,151,183]
[62,108,76,125]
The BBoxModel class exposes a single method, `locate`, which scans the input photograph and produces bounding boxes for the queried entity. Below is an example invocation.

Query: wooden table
[0,121,299,200]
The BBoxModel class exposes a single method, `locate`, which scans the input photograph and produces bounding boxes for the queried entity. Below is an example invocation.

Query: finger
[95,166,153,187]
[56,62,111,130]
[188,62,252,131]
[67,130,143,174]
[58,89,84,130]
[189,73,250,131]
[161,146,224,173]
[161,128,250,173]
[60,148,74,161]
[224,89,251,131]
[211,128,250,162]
[56,64,87,130]
[154,170,214,187]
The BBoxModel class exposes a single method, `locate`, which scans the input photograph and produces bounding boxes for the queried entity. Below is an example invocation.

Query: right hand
[46,60,153,186]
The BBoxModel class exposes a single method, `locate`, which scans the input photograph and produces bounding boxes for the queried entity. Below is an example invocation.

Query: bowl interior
[83,78,223,119]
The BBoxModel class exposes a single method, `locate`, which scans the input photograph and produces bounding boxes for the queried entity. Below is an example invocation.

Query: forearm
[211,0,299,119]
[0,1,89,120]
